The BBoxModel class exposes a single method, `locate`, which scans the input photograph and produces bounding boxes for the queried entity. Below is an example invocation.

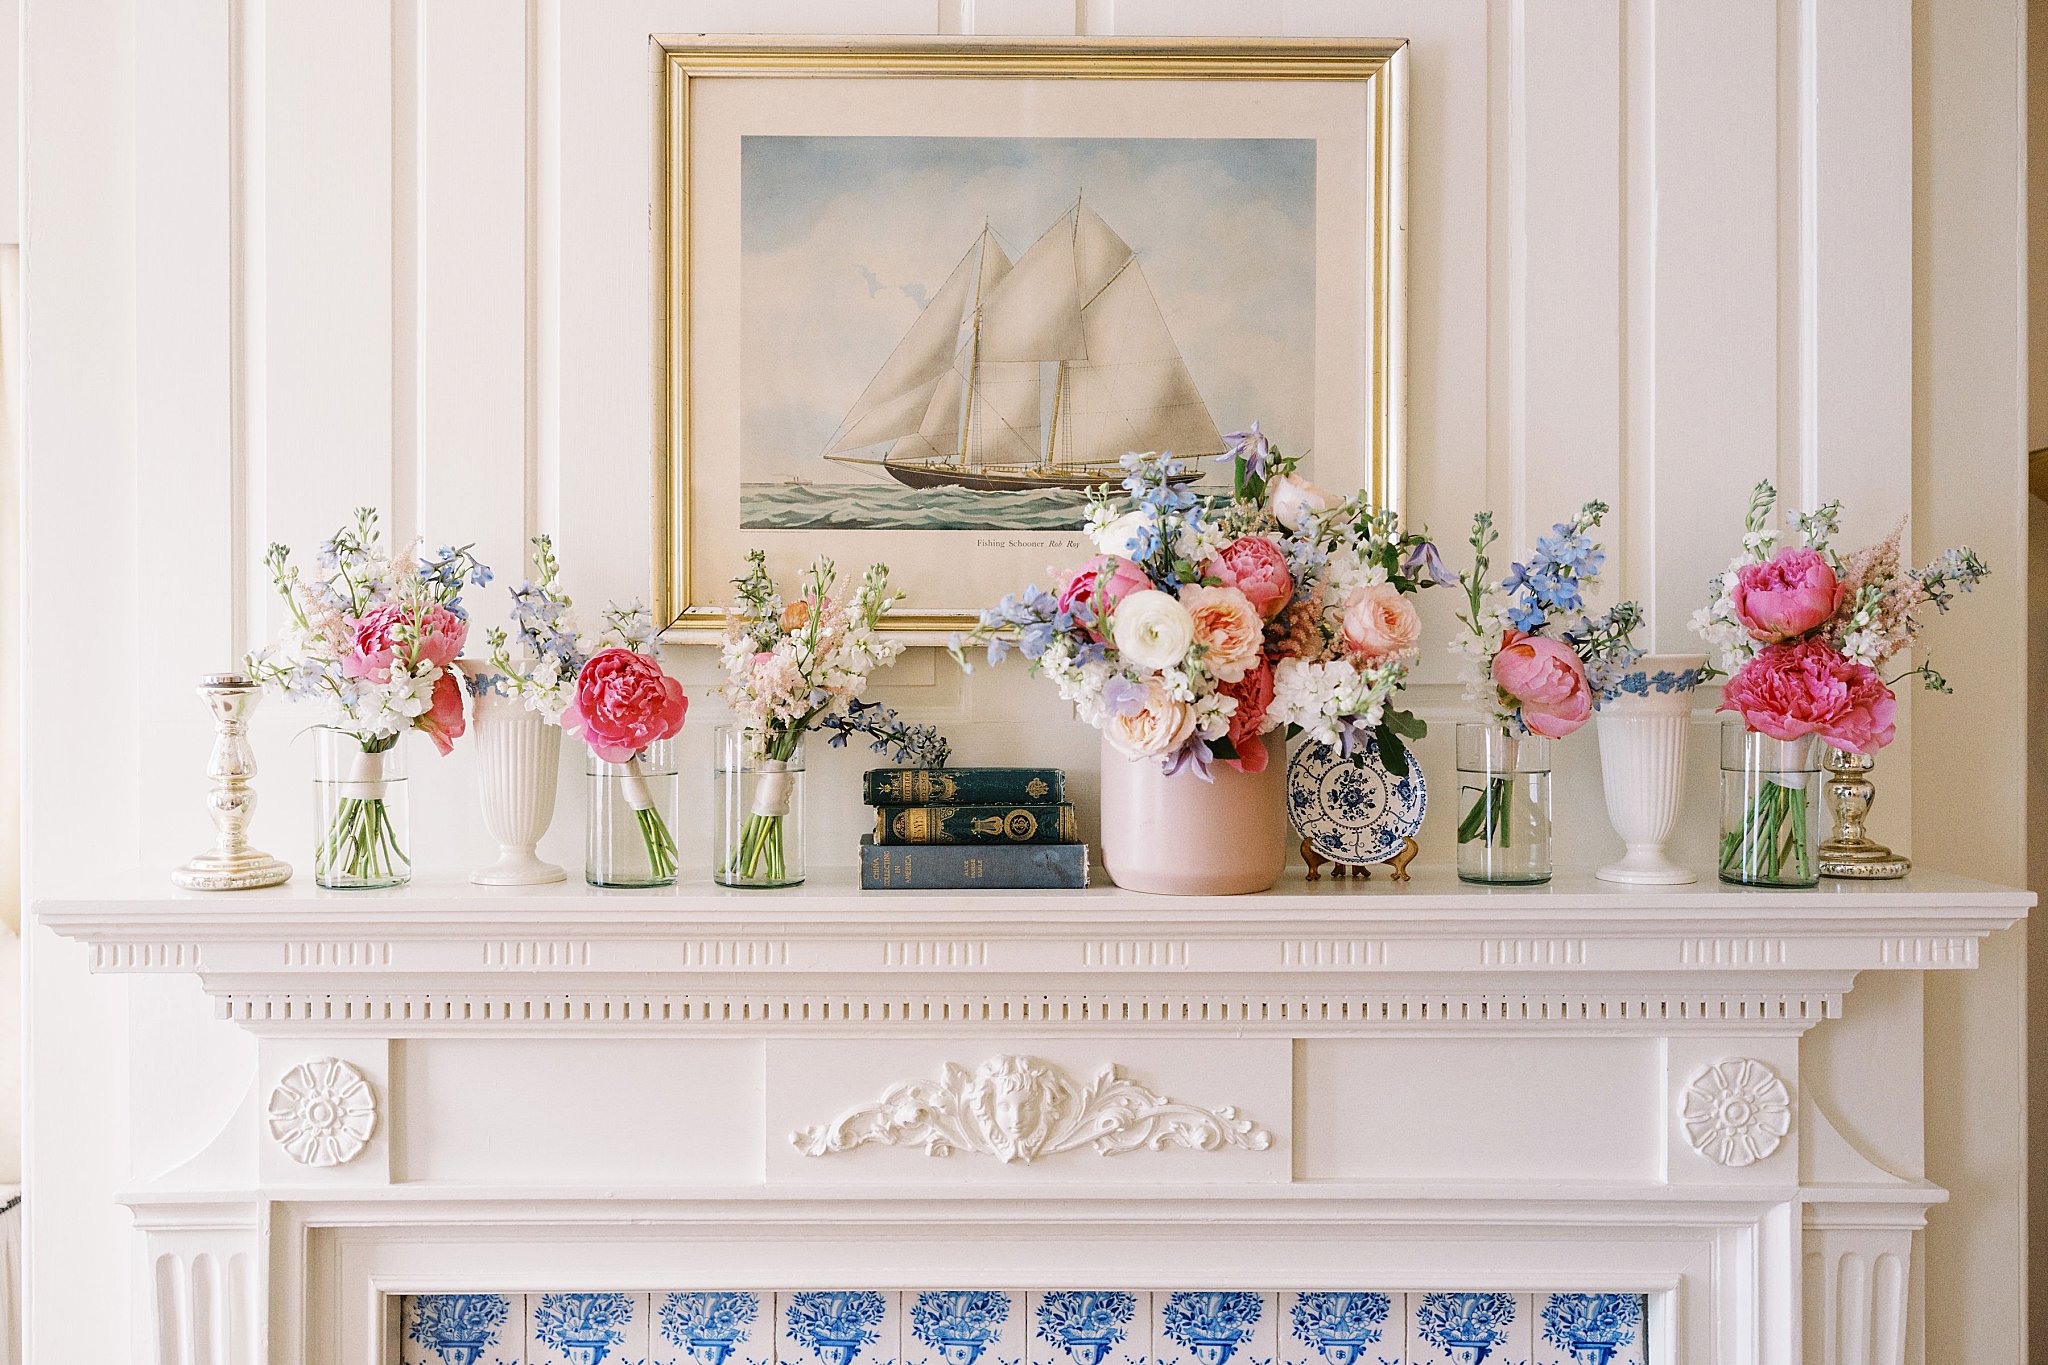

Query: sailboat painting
[739,136,1316,532]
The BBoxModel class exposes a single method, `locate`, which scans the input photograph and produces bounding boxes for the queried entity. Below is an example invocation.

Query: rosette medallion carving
[266,1056,378,1166]
[1679,1056,1791,1167]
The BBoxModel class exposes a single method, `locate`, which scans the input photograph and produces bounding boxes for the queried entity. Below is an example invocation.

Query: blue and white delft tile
[1277,1294,1403,1365]
[1027,1291,1150,1365]
[779,1291,902,1365]
[402,1293,526,1365]
[1530,1294,1646,1365]
[528,1292,649,1365]
[1406,1293,1532,1365]
[903,1291,1027,1365]
[652,1291,774,1365]
[1152,1292,1277,1365]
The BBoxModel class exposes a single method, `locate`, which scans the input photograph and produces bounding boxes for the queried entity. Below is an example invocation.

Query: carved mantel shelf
[37,868,2028,1036]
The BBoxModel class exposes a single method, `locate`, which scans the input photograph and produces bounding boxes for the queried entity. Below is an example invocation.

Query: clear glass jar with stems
[586,739,681,888]
[715,726,806,888]
[1455,724,1553,885]
[1718,719,1820,887]
[313,729,410,889]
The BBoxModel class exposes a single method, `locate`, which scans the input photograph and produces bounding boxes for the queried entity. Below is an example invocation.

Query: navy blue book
[859,836,1089,890]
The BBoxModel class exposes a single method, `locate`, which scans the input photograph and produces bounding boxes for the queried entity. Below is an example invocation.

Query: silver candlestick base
[172,672,293,891]
[1817,746,1910,880]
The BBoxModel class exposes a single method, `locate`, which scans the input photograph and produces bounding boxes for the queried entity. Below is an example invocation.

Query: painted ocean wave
[742,481,1098,532]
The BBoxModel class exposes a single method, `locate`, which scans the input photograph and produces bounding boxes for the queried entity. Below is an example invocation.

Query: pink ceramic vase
[1098,733,1289,895]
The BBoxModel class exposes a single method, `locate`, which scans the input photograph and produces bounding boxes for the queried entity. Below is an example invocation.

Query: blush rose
[1103,675,1199,761]
[1178,584,1265,683]
[1340,582,1423,662]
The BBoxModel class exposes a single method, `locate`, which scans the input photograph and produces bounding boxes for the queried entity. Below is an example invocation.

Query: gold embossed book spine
[873,802,1081,845]
[861,767,1065,806]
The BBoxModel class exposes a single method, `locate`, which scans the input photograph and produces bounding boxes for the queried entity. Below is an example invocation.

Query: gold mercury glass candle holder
[1816,746,1911,879]
[172,672,293,890]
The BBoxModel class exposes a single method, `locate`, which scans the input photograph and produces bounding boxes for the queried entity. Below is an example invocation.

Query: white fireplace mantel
[39,868,2022,1036]
[38,868,2028,1365]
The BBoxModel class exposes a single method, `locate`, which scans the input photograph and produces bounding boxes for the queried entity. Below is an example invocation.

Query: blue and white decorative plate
[1286,735,1427,866]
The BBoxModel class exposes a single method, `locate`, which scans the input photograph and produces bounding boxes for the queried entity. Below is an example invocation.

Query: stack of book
[858,767,1089,889]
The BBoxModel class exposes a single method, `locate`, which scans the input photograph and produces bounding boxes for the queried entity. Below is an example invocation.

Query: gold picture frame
[656,35,1409,640]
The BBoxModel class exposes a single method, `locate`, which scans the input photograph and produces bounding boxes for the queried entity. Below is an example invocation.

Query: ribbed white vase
[459,665,566,886]
[1595,653,1708,885]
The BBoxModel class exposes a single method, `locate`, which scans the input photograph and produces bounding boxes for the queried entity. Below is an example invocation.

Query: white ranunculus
[1269,472,1339,531]
[1110,589,1196,671]
[1089,508,1155,559]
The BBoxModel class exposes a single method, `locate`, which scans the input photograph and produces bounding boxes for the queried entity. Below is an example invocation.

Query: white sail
[1056,255,1224,465]
[977,212,1085,363]
[827,229,1009,454]
[965,360,1041,466]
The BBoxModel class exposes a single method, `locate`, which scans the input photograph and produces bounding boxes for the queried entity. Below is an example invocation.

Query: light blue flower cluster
[1503,509,1607,634]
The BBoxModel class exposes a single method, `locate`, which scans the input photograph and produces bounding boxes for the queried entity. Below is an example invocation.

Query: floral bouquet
[950,429,1444,782]
[720,551,924,885]
[480,534,587,717]
[248,507,489,885]
[1413,1294,1515,1353]
[1539,1294,1641,1354]
[561,603,689,882]
[533,1293,635,1353]
[1450,501,1642,849]
[408,1294,511,1352]
[1691,480,1987,881]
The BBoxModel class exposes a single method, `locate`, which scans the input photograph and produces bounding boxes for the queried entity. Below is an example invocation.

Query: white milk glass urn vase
[1593,654,1707,885]
[457,663,566,885]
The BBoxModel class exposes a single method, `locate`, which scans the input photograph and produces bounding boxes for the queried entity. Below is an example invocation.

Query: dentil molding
[1679,1056,1791,1168]
[791,1054,1273,1164]
[265,1057,377,1167]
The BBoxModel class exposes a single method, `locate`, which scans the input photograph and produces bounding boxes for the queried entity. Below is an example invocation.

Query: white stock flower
[1111,589,1196,671]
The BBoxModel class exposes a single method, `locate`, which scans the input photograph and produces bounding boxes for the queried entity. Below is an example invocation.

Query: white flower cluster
[721,558,903,764]
[1266,657,1400,747]
[1447,587,1514,725]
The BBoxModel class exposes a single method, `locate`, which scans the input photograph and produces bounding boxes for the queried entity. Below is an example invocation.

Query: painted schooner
[823,201,1220,492]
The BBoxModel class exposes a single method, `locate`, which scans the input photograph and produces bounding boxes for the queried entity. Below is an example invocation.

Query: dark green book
[873,802,1081,846]
[860,836,1089,889]
[863,767,1064,807]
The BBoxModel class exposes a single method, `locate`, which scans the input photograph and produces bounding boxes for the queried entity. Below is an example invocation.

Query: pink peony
[415,672,467,756]
[562,647,690,763]
[1218,662,1275,773]
[1056,556,1153,641]
[342,601,467,681]
[1340,582,1422,661]
[1208,536,1294,620]
[1491,629,1594,739]
[1719,637,1897,753]
[1731,547,1846,643]
[1178,584,1265,683]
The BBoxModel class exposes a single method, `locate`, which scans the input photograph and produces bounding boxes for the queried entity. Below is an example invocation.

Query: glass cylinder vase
[714,727,806,888]
[586,739,681,888]
[1455,724,1553,885]
[1718,719,1820,887]
[313,729,410,889]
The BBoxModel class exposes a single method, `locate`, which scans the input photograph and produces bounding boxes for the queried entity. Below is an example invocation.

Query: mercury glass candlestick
[172,672,293,890]
[1817,746,1911,879]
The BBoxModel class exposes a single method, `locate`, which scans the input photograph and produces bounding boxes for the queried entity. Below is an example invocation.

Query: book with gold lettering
[862,767,1064,806]
[859,836,1089,889]
[873,802,1081,846]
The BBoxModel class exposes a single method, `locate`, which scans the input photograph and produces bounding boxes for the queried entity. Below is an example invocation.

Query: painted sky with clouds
[740,135,1315,484]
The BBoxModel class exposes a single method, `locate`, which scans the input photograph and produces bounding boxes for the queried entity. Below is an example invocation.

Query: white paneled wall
[18,1,2027,1362]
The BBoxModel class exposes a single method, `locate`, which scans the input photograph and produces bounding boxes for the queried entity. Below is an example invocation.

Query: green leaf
[1383,706,1428,740]
[1375,726,1410,778]
[1209,736,1241,761]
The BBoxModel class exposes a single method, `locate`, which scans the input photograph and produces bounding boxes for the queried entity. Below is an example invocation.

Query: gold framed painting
[657,35,1409,639]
